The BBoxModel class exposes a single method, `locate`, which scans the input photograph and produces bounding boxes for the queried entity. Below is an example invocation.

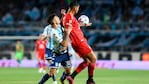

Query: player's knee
[48,72,54,76]
[66,71,71,75]
[65,68,71,75]
[48,70,55,76]
[83,58,90,65]
[92,56,97,63]
[89,53,97,63]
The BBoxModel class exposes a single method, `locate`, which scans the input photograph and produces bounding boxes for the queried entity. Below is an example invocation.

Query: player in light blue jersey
[38,13,72,84]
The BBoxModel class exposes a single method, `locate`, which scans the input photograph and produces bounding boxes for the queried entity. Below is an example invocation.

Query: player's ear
[51,20,55,25]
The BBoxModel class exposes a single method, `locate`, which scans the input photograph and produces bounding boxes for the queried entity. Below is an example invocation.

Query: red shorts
[72,41,92,57]
[38,52,45,59]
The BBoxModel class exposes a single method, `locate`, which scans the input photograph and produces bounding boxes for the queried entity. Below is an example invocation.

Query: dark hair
[46,13,57,24]
[69,0,79,9]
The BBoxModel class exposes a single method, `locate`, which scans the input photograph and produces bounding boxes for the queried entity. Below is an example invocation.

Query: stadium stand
[0,0,149,52]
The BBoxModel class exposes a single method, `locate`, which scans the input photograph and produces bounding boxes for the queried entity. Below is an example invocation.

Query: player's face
[74,5,80,14]
[52,16,60,28]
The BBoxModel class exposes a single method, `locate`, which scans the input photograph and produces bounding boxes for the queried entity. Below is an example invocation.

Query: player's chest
[52,29,63,36]
[72,18,80,30]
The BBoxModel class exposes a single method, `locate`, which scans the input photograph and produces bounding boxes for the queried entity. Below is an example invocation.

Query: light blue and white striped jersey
[42,24,65,53]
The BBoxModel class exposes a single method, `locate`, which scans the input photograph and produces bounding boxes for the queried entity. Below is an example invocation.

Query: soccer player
[15,40,24,67]
[62,1,97,84]
[35,34,47,73]
[38,13,72,84]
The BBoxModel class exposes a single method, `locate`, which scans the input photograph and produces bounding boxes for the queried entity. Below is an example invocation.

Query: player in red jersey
[35,34,47,73]
[62,1,96,84]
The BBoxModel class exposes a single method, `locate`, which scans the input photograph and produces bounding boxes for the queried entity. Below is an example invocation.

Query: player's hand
[61,9,66,16]
[47,34,51,38]
[80,23,92,27]
[59,46,67,52]
[64,26,72,35]
[86,23,92,26]
[41,35,49,40]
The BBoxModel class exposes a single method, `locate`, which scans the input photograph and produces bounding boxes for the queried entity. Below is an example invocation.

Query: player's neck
[68,10,75,16]
[52,25,57,29]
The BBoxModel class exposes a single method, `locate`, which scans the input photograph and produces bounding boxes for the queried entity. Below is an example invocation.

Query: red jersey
[36,40,47,52]
[63,13,92,57]
[62,13,87,46]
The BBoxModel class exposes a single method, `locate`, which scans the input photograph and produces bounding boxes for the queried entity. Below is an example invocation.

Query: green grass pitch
[0,68,149,84]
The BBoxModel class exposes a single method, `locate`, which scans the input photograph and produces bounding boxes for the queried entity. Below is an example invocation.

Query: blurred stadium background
[0,0,149,84]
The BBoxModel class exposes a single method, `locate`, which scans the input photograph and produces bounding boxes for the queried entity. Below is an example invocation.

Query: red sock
[88,63,95,79]
[43,61,46,70]
[38,62,42,68]
[76,61,89,73]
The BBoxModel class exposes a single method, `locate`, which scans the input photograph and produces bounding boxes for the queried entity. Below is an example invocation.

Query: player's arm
[60,27,72,47]
[79,23,92,27]
[61,9,66,21]
[41,27,50,40]
[16,44,19,51]
[34,41,37,52]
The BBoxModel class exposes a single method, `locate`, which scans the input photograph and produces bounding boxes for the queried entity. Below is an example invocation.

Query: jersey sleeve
[42,27,48,36]
[62,14,73,29]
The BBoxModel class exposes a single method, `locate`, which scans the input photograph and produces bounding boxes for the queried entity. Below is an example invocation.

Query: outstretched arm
[61,9,66,21]
[79,23,92,27]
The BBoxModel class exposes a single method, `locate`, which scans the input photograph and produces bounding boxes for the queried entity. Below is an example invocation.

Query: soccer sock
[43,62,46,70]
[38,73,51,84]
[88,63,96,80]
[17,60,21,64]
[52,74,56,81]
[38,62,42,68]
[71,61,89,79]
[60,71,66,81]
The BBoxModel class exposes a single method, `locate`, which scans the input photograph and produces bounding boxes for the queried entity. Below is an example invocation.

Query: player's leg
[60,71,66,84]
[41,53,47,73]
[67,42,96,84]
[60,68,71,84]
[70,57,90,79]
[85,51,96,84]
[77,42,96,84]
[49,68,57,84]
[44,48,58,83]
[42,59,46,73]
[68,44,76,72]
[17,59,21,64]
[39,54,59,84]
[38,57,43,73]
[38,68,56,84]
[61,60,72,84]
[66,57,89,84]
[16,54,23,67]
[52,74,57,84]
[16,52,23,65]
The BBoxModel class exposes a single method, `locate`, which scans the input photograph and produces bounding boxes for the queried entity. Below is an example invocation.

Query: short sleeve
[42,27,48,36]
[62,14,73,28]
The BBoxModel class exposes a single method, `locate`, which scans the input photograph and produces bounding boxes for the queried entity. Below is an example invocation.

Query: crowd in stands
[1,0,149,52]
[0,0,149,24]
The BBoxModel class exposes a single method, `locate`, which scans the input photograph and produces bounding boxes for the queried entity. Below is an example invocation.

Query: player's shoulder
[36,40,40,44]
[45,24,52,29]
[64,13,73,19]
[42,40,46,44]
[44,24,52,31]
